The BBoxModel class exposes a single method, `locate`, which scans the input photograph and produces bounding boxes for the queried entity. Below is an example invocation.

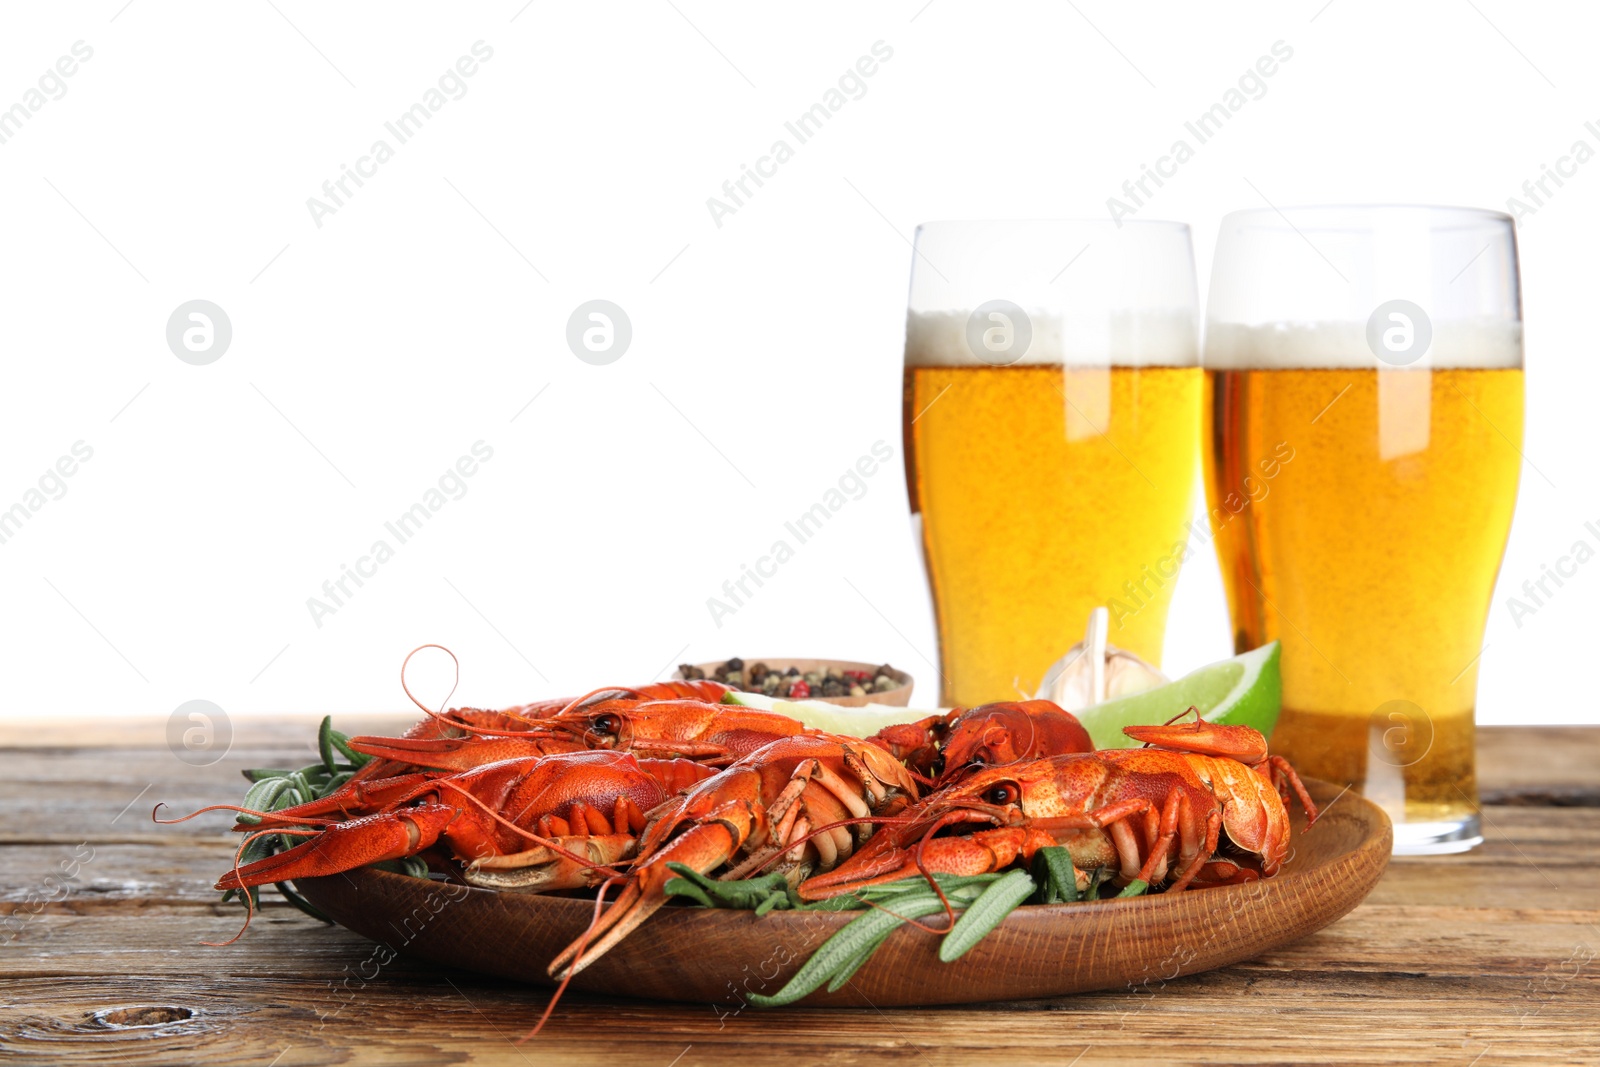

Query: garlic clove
[1035,607,1169,711]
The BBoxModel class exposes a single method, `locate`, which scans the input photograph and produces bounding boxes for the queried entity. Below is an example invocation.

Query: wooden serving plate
[296,778,1388,1008]
[674,658,914,708]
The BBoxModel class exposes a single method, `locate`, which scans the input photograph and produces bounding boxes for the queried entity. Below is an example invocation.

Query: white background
[0,1,1594,724]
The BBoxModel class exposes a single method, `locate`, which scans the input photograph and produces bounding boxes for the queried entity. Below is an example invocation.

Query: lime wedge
[722,689,931,738]
[1076,642,1281,750]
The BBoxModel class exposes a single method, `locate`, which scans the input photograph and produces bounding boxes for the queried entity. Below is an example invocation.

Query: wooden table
[4,719,1597,1066]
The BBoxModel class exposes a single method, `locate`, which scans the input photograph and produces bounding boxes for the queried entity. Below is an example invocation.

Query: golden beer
[1205,364,1524,822]
[907,361,1201,706]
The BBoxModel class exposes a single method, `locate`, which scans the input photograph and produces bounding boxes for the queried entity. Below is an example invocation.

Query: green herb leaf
[1083,866,1115,900]
[287,771,315,805]
[1030,846,1079,904]
[236,777,295,825]
[826,925,897,991]
[938,868,1035,963]
[329,729,372,768]
[855,873,1000,899]
[1116,879,1149,898]
[238,834,275,867]
[747,894,947,1007]
[275,881,333,922]
[242,768,295,782]
[753,889,791,917]
[318,717,340,776]
[662,876,716,908]
[662,864,796,910]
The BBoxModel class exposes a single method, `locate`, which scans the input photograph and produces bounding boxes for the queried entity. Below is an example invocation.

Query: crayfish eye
[591,714,621,736]
[984,782,1019,806]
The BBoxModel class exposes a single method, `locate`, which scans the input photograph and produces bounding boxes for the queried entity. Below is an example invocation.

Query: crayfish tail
[547,810,753,979]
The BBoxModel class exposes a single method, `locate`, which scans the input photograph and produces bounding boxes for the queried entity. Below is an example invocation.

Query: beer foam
[1204,320,1523,370]
[904,310,1198,368]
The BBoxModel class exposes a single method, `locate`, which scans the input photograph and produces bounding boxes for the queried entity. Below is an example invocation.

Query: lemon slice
[720,690,931,738]
[1075,642,1281,750]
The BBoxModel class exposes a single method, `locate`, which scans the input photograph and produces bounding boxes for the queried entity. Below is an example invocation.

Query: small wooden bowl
[297,778,1389,1008]
[674,658,914,708]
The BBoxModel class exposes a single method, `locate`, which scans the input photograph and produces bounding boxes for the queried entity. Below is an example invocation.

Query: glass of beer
[1204,205,1523,853]
[903,220,1201,707]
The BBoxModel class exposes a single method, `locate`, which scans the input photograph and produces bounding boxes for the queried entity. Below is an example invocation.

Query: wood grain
[2,723,1597,1066]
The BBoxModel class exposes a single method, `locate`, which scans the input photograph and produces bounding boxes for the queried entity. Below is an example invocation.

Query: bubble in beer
[964,300,1032,366]
[1367,698,1434,768]
[1365,299,1432,367]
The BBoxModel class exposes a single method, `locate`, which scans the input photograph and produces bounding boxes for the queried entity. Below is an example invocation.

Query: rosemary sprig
[222,716,421,918]
[664,846,1146,1005]
[938,867,1036,962]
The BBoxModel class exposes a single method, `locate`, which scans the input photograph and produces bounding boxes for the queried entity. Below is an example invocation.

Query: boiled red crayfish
[333,696,810,798]
[179,683,826,912]
[929,699,1094,783]
[869,699,1095,783]
[213,750,716,894]
[314,684,779,821]
[340,678,732,784]
[546,732,920,980]
[799,715,1317,902]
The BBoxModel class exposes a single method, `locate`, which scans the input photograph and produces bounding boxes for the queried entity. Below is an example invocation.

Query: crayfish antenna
[858,893,953,934]
[204,887,254,948]
[202,827,318,947]
[400,643,465,732]
[553,687,635,717]
[907,814,968,934]
[153,801,277,824]
[1163,705,1204,727]
[518,877,620,1043]
[815,815,966,934]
